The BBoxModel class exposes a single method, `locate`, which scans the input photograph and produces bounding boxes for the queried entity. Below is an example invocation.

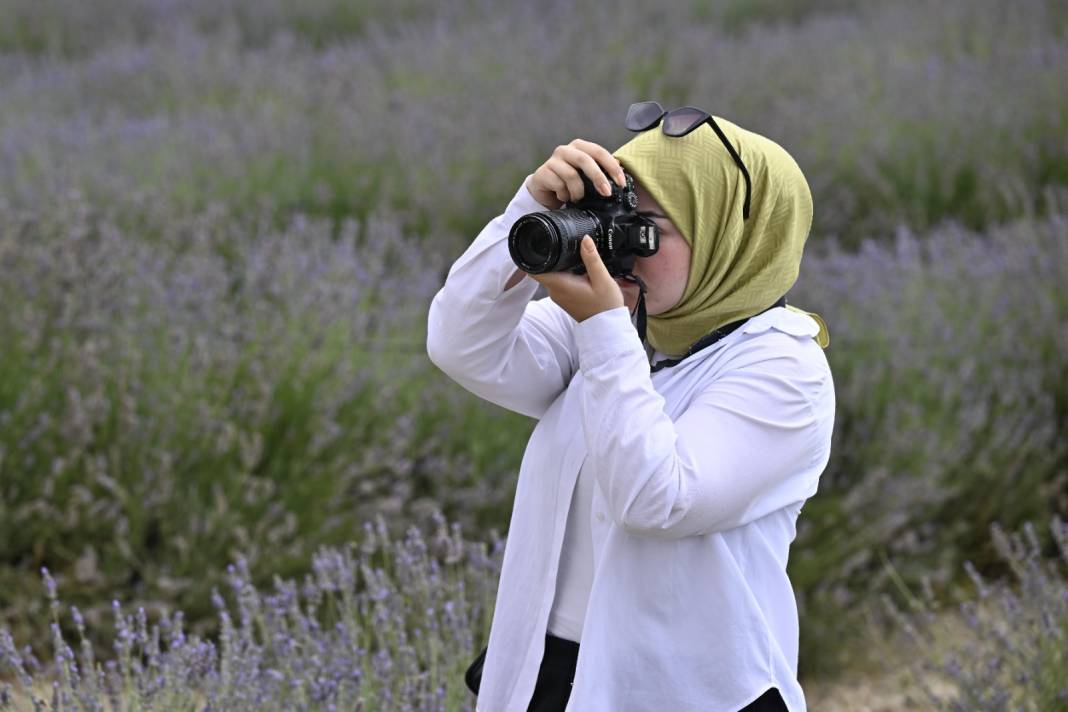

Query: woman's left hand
[528,235,625,322]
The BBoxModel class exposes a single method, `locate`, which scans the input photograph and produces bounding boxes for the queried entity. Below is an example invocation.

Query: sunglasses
[624,100,751,220]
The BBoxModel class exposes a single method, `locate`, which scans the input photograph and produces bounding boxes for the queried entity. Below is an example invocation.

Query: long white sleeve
[426,176,579,419]
[574,305,833,539]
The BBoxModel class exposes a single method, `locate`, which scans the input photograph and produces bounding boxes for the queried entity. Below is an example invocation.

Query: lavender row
[1,191,1064,681]
[877,516,1068,710]
[1,510,1063,709]
[0,194,489,655]
[0,508,506,711]
[787,208,1068,676]
[0,0,1065,245]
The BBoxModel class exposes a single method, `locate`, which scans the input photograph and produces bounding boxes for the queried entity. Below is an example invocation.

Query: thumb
[580,235,612,285]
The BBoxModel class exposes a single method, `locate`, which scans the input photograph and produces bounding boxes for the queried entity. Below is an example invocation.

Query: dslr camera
[508,170,659,277]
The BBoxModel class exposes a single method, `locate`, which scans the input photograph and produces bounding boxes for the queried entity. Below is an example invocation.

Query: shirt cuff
[574,306,645,368]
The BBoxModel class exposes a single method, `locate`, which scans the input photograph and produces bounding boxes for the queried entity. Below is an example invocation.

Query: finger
[569,139,626,188]
[559,145,612,197]
[580,235,613,285]
[537,166,570,204]
[546,156,584,203]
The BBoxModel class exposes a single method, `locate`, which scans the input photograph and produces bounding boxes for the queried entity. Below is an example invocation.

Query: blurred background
[0,0,1066,707]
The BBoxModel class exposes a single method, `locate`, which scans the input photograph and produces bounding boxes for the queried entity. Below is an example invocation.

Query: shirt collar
[739,305,821,338]
[644,306,819,367]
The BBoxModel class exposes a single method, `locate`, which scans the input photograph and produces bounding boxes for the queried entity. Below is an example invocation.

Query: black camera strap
[617,271,651,348]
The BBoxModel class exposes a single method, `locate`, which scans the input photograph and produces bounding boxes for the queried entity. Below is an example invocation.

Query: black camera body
[508,170,659,277]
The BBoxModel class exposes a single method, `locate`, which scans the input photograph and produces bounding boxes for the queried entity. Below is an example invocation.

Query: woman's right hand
[525,139,628,210]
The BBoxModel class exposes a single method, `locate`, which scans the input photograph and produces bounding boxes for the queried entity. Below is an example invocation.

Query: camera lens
[514,221,554,266]
[508,210,601,273]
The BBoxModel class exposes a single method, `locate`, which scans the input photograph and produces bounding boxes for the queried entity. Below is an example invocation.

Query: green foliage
[1,0,1066,694]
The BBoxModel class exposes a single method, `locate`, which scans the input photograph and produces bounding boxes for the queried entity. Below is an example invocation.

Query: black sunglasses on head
[625,100,751,220]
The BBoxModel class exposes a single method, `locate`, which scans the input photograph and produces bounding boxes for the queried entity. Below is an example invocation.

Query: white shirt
[549,326,678,644]
[426,176,836,712]
[549,292,733,645]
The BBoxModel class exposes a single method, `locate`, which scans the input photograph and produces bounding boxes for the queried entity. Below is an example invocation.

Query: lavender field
[1,0,1066,708]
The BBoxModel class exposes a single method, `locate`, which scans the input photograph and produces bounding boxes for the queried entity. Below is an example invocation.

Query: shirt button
[596,512,606,523]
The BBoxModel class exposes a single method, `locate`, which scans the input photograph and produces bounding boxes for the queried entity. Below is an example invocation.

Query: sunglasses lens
[662,107,707,136]
[625,101,665,131]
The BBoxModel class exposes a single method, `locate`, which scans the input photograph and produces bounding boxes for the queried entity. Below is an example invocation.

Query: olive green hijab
[612,115,830,358]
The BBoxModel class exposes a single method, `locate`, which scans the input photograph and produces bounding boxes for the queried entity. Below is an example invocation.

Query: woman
[426,106,835,712]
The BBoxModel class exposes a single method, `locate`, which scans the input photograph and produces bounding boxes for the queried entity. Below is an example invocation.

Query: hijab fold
[611,116,830,358]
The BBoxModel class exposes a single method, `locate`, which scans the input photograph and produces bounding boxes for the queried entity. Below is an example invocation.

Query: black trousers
[526,633,790,712]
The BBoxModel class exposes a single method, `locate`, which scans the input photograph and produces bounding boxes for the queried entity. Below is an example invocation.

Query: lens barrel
[508,209,601,274]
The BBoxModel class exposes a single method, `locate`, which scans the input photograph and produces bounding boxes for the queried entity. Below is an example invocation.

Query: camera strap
[617,272,651,346]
